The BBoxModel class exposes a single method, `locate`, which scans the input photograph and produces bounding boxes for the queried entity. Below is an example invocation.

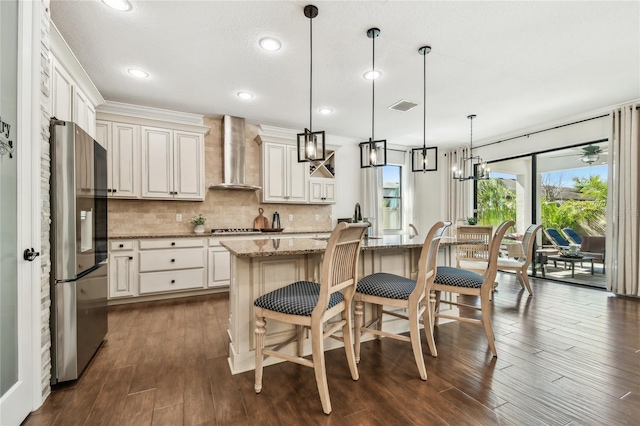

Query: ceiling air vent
[388,100,418,112]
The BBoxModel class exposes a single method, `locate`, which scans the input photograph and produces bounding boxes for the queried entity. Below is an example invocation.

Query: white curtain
[444,147,473,233]
[361,167,383,237]
[607,103,640,296]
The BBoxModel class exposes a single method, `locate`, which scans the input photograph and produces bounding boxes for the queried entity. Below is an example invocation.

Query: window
[382,165,402,230]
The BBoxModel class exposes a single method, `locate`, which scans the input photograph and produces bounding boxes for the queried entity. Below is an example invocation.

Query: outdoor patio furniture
[562,227,583,245]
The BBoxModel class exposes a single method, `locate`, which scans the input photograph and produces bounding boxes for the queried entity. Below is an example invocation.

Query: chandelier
[452,114,489,181]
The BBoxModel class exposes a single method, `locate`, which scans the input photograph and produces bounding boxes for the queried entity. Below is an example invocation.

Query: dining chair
[496,224,542,295]
[253,222,368,415]
[456,225,493,274]
[429,220,514,357]
[354,221,451,380]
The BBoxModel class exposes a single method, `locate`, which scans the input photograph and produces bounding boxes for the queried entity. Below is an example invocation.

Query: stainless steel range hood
[209,115,261,191]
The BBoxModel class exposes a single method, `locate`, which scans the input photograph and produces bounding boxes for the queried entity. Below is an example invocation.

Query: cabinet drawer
[139,268,205,294]
[139,238,205,249]
[139,248,205,272]
[110,240,135,251]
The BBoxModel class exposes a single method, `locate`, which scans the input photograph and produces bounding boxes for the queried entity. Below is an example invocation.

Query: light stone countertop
[109,230,333,240]
[220,235,467,258]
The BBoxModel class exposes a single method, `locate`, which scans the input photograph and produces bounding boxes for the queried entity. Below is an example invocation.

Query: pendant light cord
[469,116,474,155]
[371,34,375,142]
[423,51,426,151]
[309,15,313,133]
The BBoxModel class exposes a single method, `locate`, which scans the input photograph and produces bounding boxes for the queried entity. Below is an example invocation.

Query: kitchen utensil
[272,211,281,229]
[253,208,269,229]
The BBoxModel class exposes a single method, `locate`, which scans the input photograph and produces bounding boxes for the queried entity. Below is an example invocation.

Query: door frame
[0,1,43,423]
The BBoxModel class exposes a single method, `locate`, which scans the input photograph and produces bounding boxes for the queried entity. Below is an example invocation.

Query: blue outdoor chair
[562,227,583,245]
[543,228,571,250]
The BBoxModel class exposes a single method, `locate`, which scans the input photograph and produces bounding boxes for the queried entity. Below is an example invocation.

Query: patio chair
[543,228,571,251]
[562,227,583,245]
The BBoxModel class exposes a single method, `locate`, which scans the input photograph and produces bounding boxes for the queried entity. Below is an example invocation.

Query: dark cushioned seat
[356,272,417,300]
[253,281,343,316]
[435,266,484,289]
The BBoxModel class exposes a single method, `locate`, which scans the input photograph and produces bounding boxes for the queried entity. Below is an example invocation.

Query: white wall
[328,134,362,225]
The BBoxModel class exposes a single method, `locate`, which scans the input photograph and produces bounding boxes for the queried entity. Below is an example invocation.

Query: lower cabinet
[108,242,136,299]
[208,246,231,288]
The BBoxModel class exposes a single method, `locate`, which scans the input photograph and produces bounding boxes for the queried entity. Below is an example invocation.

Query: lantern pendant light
[297,4,326,163]
[452,114,490,181]
[359,27,387,168]
[411,46,438,173]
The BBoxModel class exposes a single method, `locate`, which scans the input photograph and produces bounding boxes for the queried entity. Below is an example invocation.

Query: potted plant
[466,217,478,225]
[190,213,207,233]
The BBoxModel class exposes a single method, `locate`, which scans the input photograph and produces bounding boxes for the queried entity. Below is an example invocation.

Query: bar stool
[253,222,368,414]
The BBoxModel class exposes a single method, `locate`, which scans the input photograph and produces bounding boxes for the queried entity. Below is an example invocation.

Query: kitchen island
[221,234,461,374]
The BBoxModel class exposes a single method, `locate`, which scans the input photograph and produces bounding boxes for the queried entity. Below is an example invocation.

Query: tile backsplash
[108,117,332,236]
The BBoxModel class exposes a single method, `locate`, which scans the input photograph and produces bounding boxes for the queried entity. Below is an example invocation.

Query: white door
[51,56,73,122]
[112,122,139,198]
[1,0,36,423]
[263,143,287,202]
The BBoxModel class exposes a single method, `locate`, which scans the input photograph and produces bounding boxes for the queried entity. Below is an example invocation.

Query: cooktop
[211,228,261,234]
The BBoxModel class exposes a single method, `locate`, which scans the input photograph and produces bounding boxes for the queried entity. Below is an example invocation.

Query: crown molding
[50,22,105,107]
[96,101,205,126]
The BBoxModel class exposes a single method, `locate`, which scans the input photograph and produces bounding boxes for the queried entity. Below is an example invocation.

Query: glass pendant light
[411,46,437,172]
[297,5,326,163]
[359,28,387,168]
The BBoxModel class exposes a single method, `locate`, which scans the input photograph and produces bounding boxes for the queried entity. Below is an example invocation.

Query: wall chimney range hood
[209,115,261,191]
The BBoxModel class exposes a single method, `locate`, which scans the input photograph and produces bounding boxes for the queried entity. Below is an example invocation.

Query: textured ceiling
[51,1,640,149]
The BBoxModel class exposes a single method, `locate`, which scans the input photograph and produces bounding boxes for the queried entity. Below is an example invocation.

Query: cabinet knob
[171,259,175,262]
[107,189,112,193]
[171,279,175,284]
[171,242,176,246]
[128,256,133,260]
[119,243,124,248]
[113,189,117,193]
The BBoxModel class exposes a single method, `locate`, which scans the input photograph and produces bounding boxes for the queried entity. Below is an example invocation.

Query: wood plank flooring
[24,273,640,425]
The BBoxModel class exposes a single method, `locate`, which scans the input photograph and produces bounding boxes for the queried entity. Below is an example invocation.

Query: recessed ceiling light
[102,0,132,12]
[127,69,148,78]
[259,37,281,51]
[363,70,382,80]
[318,108,332,115]
[237,91,254,100]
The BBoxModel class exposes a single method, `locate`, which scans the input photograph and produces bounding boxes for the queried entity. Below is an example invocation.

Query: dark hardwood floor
[24,273,640,425]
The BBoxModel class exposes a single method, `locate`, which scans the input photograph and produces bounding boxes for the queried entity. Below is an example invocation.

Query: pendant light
[359,28,387,168]
[452,114,490,181]
[411,46,438,172]
[297,4,326,163]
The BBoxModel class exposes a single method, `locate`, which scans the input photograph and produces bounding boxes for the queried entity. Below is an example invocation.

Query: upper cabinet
[96,120,140,198]
[141,126,204,200]
[50,23,104,138]
[255,125,336,205]
[96,104,209,201]
[261,142,308,203]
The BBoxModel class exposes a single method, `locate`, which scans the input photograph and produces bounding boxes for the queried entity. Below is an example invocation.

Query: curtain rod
[477,114,609,149]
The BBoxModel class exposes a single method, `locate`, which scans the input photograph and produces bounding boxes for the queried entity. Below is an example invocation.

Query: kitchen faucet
[354,203,362,222]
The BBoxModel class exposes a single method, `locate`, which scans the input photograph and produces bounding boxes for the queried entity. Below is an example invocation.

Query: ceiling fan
[550,144,607,164]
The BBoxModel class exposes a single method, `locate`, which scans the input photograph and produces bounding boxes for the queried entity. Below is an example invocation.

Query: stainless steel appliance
[211,228,261,234]
[50,120,108,384]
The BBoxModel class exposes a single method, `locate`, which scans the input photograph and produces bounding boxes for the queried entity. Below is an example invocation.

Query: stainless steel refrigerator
[50,119,108,384]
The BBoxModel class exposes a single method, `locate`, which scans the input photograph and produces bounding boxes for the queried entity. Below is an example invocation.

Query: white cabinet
[96,120,140,198]
[208,246,231,288]
[309,178,335,204]
[51,58,73,122]
[262,142,308,203]
[108,241,137,299]
[51,56,97,138]
[138,238,206,295]
[141,126,204,200]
